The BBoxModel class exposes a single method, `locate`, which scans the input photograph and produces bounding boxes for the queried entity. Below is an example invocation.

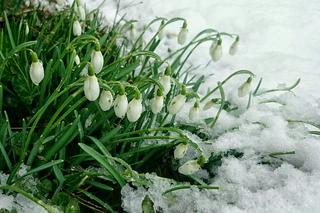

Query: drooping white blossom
[229,36,239,56]
[73,20,82,36]
[84,75,100,101]
[127,98,143,122]
[74,54,80,65]
[99,90,113,111]
[114,95,128,118]
[174,143,189,159]
[210,40,222,62]
[150,95,164,114]
[178,160,201,175]
[177,24,188,45]
[168,94,186,115]
[29,60,44,86]
[189,104,199,121]
[238,77,252,97]
[91,50,104,73]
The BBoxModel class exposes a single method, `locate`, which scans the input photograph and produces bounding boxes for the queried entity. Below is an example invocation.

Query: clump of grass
[0,1,301,212]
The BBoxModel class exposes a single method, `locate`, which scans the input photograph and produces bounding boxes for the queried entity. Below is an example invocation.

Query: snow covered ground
[83,0,320,212]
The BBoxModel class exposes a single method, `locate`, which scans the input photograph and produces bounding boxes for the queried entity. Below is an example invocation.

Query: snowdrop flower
[157,66,172,95]
[91,44,104,73]
[29,51,44,86]
[78,5,86,21]
[178,160,201,175]
[203,98,218,110]
[168,86,187,115]
[189,102,199,121]
[84,63,100,101]
[229,36,239,56]
[127,93,143,122]
[73,20,82,36]
[238,77,252,97]
[158,20,165,39]
[74,54,80,65]
[177,21,188,45]
[209,40,218,57]
[99,90,113,111]
[210,39,222,62]
[114,87,128,118]
[150,90,164,114]
[174,143,189,159]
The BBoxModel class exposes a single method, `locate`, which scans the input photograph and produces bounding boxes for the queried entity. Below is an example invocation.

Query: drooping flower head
[229,36,239,56]
[150,89,164,114]
[127,90,143,122]
[73,20,82,36]
[168,85,187,115]
[174,143,189,159]
[29,51,44,86]
[114,85,128,118]
[238,76,253,97]
[177,21,188,45]
[210,39,222,62]
[158,65,172,96]
[189,101,200,121]
[91,42,104,73]
[178,160,201,175]
[83,63,100,101]
[99,90,113,111]
[203,98,219,111]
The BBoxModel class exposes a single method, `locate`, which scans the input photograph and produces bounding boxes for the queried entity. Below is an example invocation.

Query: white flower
[203,98,218,111]
[29,60,44,86]
[114,95,128,118]
[210,41,222,62]
[178,160,201,175]
[74,55,80,65]
[78,5,86,21]
[158,75,171,95]
[189,105,199,121]
[150,95,164,114]
[99,90,113,111]
[177,27,188,45]
[209,40,218,57]
[84,75,100,101]
[127,98,143,122]
[168,94,186,115]
[229,37,239,56]
[73,20,82,36]
[174,143,189,159]
[238,77,252,97]
[91,50,104,73]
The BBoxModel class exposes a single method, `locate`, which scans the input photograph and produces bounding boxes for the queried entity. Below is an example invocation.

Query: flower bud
[229,36,239,56]
[168,94,186,115]
[174,143,188,159]
[114,94,128,118]
[78,5,86,21]
[84,74,100,101]
[25,22,29,36]
[127,98,143,122]
[74,54,80,65]
[177,22,188,45]
[29,52,44,86]
[210,39,222,62]
[203,98,218,110]
[99,90,113,111]
[158,75,171,96]
[178,160,201,175]
[73,20,82,36]
[189,102,199,121]
[91,49,104,73]
[238,77,252,97]
[150,94,164,114]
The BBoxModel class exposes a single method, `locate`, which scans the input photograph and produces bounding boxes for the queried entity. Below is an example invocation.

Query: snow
[83,0,320,212]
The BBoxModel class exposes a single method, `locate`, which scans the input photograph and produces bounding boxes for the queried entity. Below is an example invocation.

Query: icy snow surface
[80,0,320,212]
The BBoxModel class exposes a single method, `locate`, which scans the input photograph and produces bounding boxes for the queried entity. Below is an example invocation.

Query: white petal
[114,95,128,118]
[189,106,199,121]
[73,20,82,36]
[150,96,164,114]
[158,75,171,95]
[78,5,86,21]
[174,143,188,159]
[211,44,222,62]
[178,27,188,45]
[127,99,143,122]
[238,82,251,97]
[29,61,44,86]
[91,50,104,73]
[168,94,186,115]
[74,55,80,65]
[99,90,113,111]
[229,40,239,56]
[84,75,100,101]
[178,160,201,175]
